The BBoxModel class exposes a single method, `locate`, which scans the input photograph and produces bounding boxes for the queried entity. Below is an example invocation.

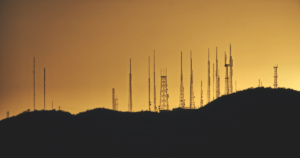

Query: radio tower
[229,44,233,93]
[33,57,35,110]
[274,65,278,88]
[128,59,132,112]
[179,52,185,108]
[213,63,214,100]
[207,49,210,104]
[112,88,118,110]
[44,68,46,110]
[216,47,220,98]
[225,52,230,95]
[148,57,151,111]
[153,51,157,112]
[190,51,195,109]
[200,81,203,107]
[160,69,169,110]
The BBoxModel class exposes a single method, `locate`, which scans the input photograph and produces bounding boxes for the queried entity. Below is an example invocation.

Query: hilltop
[1,87,300,157]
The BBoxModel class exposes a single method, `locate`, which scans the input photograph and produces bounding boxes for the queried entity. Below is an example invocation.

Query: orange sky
[0,0,300,120]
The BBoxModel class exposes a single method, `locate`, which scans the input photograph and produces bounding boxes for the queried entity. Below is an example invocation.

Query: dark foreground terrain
[1,87,300,157]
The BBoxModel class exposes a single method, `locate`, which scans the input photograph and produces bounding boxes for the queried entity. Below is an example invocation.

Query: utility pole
[179,51,185,108]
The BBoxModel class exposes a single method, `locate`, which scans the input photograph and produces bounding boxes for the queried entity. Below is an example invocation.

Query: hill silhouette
[1,87,300,157]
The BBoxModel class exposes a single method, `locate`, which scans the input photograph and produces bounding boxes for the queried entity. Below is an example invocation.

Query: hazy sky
[1,0,300,120]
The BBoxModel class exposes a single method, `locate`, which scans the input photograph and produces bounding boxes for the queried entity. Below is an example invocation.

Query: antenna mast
[225,52,229,95]
[201,81,203,107]
[44,68,46,110]
[229,44,233,93]
[153,51,157,112]
[207,49,210,104]
[216,47,220,98]
[179,51,185,108]
[148,57,151,111]
[274,65,278,88]
[190,51,195,109]
[128,59,132,112]
[33,57,35,110]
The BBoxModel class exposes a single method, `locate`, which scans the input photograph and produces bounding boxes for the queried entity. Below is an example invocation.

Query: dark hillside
[1,87,300,157]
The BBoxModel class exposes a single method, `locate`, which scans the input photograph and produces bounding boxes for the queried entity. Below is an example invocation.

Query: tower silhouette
[160,69,169,110]
[179,51,185,108]
[274,65,278,88]
[190,51,195,109]
[128,59,132,112]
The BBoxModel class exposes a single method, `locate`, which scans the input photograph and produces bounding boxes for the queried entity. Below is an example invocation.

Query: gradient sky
[1,0,300,120]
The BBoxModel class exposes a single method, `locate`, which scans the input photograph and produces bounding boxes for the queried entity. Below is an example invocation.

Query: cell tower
[128,59,132,112]
[44,68,46,110]
[274,65,278,88]
[207,49,210,104]
[160,69,169,110]
[200,81,203,107]
[153,51,157,112]
[229,44,233,93]
[179,51,185,108]
[112,88,118,110]
[148,57,151,111]
[225,52,230,95]
[216,47,220,98]
[33,57,35,110]
[213,63,214,100]
[190,51,195,109]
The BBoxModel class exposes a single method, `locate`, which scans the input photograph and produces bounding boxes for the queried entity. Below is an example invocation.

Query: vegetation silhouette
[1,87,300,157]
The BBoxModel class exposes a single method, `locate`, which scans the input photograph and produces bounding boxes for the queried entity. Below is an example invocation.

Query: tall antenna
[207,49,210,103]
[179,51,185,108]
[274,65,278,88]
[128,59,132,112]
[44,68,46,110]
[153,51,157,112]
[213,63,214,100]
[200,81,203,107]
[216,47,220,98]
[148,57,151,111]
[190,51,195,109]
[225,52,229,95]
[229,44,233,93]
[33,57,35,110]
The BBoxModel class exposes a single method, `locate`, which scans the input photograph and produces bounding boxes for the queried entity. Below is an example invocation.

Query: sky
[0,0,300,120]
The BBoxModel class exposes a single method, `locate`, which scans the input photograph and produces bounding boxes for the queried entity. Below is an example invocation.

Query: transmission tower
[179,51,185,108]
[33,57,35,110]
[213,63,214,100]
[225,52,230,95]
[112,88,118,110]
[44,68,46,110]
[190,51,195,109]
[148,57,151,111]
[274,65,278,88]
[153,51,157,112]
[200,81,203,107]
[229,44,233,93]
[160,69,169,110]
[216,47,220,98]
[207,49,210,104]
[128,59,132,112]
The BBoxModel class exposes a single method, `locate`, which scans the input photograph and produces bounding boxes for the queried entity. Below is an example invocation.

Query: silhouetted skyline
[0,0,300,120]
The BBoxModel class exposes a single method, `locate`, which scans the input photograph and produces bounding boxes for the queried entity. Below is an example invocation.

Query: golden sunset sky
[0,0,300,120]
